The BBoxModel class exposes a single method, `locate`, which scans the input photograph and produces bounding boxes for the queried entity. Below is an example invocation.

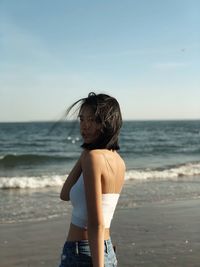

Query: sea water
[0,120,200,223]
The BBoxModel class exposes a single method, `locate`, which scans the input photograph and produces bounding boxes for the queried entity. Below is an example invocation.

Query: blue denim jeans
[59,238,117,267]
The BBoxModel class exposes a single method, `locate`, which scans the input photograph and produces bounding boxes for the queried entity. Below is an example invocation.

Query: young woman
[59,92,125,267]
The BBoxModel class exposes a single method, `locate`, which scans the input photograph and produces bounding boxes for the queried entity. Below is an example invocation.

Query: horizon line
[0,118,200,123]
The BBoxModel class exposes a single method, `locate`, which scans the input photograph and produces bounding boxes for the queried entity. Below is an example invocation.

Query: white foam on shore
[0,162,200,189]
[125,162,200,181]
[0,175,66,189]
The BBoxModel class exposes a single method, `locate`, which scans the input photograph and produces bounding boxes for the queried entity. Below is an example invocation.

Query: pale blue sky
[0,0,199,122]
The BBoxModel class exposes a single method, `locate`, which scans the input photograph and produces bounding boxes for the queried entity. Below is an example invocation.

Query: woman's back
[66,149,125,241]
[96,149,125,195]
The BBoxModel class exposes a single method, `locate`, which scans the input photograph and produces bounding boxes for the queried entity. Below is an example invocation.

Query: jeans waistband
[64,238,113,254]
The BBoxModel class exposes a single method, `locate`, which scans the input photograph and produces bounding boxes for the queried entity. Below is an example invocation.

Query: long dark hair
[66,92,122,150]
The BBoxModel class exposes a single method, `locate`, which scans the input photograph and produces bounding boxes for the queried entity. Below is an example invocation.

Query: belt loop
[105,240,108,253]
[75,241,79,255]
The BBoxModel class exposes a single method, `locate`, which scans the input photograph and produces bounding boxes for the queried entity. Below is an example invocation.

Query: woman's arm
[60,156,82,201]
[81,150,105,267]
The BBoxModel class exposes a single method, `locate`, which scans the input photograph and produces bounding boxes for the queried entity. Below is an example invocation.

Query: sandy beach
[1,198,200,267]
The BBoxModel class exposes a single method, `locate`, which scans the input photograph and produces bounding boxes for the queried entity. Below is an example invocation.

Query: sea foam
[0,162,200,189]
[0,175,66,189]
[125,162,200,181]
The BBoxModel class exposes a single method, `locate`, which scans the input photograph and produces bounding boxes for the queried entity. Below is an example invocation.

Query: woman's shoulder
[81,149,105,164]
[81,149,125,170]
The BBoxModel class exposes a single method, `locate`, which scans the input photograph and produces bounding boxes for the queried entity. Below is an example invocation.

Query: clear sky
[0,0,199,122]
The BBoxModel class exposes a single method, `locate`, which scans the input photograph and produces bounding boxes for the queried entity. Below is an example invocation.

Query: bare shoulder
[81,149,104,167]
[81,149,125,172]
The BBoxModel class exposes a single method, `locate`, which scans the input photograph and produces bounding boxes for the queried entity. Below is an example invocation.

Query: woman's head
[67,92,122,150]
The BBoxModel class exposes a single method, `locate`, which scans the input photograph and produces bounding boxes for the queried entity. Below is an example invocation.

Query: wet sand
[1,198,200,267]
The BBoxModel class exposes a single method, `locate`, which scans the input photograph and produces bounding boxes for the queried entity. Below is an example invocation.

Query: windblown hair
[66,92,122,150]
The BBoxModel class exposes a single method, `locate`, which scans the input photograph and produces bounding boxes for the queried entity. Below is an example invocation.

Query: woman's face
[79,105,102,144]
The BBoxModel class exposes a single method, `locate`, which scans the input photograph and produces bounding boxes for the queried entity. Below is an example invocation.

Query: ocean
[1,120,200,224]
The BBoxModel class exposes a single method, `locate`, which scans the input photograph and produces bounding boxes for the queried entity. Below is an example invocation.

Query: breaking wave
[1,161,200,189]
